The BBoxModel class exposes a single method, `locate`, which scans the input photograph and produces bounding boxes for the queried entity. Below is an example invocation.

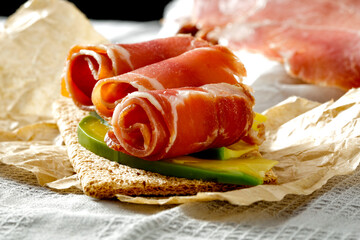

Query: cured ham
[106,83,256,161]
[221,23,360,89]
[91,45,246,118]
[62,35,211,110]
[178,0,360,89]
[191,0,360,31]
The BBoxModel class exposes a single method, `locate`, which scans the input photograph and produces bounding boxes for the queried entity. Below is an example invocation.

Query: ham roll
[61,35,211,110]
[92,45,246,118]
[106,83,256,161]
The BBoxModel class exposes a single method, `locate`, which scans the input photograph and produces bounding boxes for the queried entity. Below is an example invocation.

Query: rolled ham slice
[62,35,211,110]
[92,45,246,118]
[106,83,256,161]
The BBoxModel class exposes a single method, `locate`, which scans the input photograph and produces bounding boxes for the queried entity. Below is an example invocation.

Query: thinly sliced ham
[179,0,360,89]
[192,0,360,31]
[92,45,246,118]
[220,23,360,90]
[106,83,255,161]
[191,0,260,29]
[62,35,211,110]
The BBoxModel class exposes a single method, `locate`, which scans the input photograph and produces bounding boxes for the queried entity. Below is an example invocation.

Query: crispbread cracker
[53,98,277,199]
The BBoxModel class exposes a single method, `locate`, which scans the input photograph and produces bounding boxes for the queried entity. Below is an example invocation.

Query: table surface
[1,19,360,240]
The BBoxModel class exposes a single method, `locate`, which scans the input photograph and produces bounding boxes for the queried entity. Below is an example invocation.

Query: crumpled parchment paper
[0,0,106,187]
[1,0,360,206]
[0,0,107,128]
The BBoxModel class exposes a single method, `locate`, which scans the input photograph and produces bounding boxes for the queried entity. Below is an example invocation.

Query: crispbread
[53,98,277,199]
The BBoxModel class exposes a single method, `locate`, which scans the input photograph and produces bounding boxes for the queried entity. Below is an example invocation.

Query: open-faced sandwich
[53,35,277,199]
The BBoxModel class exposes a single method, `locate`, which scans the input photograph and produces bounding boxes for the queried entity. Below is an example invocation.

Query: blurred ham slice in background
[161,0,360,91]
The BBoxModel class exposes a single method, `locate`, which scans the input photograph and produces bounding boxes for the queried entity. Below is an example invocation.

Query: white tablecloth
[1,19,360,240]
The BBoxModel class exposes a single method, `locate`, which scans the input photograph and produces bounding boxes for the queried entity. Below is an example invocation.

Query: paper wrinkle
[46,174,81,190]
[1,0,360,206]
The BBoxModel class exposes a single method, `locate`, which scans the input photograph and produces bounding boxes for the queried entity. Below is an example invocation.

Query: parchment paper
[0,0,106,187]
[1,0,360,206]
[0,0,107,128]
